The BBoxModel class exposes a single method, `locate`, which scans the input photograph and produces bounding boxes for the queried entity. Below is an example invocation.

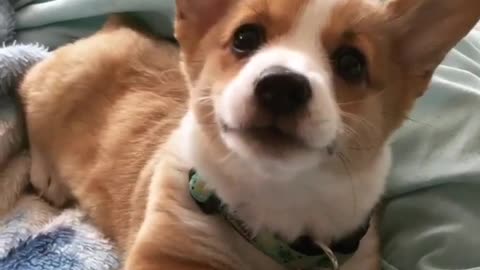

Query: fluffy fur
[20,0,479,269]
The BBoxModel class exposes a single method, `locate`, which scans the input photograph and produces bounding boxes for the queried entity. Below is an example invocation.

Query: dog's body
[20,0,479,269]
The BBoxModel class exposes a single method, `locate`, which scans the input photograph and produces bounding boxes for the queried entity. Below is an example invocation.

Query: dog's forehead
[287,0,338,45]
[239,0,337,22]
[234,0,378,40]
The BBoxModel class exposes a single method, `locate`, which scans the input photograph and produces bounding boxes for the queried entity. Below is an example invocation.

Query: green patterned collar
[188,170,370,270]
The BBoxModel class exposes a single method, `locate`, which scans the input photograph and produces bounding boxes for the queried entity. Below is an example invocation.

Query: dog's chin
[219,123,334,178]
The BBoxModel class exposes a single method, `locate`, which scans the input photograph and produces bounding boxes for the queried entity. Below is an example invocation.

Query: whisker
[337,88,387,106]
[382,110,434,128]
[340,111,377,131]
[195,96,214,105]
[337,152,358,219]
[341,125,363,149]
[339,111,385,151]
[218,150,235,164]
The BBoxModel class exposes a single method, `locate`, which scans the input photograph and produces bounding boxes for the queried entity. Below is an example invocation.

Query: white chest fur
[174,113,388,269]
[179,113,389,243]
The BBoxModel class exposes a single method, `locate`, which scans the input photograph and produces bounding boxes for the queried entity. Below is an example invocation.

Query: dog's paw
[30,150,72,207]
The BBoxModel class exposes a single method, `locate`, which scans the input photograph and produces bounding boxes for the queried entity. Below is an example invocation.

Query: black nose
[254,66,312,115]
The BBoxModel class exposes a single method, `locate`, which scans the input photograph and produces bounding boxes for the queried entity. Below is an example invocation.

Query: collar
[188,170,370,270]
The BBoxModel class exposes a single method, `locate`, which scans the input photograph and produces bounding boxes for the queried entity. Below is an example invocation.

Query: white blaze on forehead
[285,0,338,51]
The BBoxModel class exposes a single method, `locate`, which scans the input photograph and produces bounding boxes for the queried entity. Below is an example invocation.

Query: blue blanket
[0,197,119,270]
[0,1,120,269]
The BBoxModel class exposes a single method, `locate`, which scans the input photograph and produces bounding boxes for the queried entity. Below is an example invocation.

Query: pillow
[14,0,175,49]
[0,0,14,43]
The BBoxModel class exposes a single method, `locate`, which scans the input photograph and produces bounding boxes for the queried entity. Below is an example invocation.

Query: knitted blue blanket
[0,197,119,270]
[0,1,120,269]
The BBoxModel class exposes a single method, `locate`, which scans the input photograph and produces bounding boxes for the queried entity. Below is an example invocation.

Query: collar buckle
[316,242,339,270]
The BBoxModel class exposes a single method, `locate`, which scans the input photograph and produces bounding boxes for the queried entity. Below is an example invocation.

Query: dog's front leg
[125,247,213,270]
[125,212,231,270]
[125,166,235,270]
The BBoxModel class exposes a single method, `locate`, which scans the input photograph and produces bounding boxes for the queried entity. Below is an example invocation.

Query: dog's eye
[232,24,266,57]
[332,47,367,83]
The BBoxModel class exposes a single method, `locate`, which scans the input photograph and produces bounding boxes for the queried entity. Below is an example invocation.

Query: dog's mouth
[220,120,310,150]
[218,117,338,172]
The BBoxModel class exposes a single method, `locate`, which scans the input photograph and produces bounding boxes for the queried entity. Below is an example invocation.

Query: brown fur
[20,0,479,269]
[21,26,186,250]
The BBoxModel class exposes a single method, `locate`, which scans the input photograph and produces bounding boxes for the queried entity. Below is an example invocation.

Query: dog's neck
[180,112,389,244]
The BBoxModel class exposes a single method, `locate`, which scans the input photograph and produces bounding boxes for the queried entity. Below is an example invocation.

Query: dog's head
[175,0,479,177]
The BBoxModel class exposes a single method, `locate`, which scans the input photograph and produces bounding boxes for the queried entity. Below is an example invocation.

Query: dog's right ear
[386,0,480,96]
[175,0,236,48]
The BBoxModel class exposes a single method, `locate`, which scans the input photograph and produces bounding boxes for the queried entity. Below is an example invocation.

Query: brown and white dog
[20,0,479,269]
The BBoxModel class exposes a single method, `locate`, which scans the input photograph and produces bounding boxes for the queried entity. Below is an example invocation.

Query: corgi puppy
[20,0,479,269]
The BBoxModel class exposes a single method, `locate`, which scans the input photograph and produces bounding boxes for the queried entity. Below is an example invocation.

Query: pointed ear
[387,0,480,78]
[175,0,236,47]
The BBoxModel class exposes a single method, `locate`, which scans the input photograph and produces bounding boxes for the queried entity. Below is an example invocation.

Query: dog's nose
[254,66,312,115]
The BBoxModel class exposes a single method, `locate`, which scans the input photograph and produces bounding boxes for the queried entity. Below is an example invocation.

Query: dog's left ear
[387,0,480,91]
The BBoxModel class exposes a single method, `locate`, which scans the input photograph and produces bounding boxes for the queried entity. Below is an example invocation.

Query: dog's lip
[220,120,310,149]
[220,120,337,155]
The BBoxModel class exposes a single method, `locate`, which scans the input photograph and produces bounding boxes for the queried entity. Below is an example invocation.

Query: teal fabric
[14,0,175,48]
[12,1,480,269]
[382,28,480,270]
